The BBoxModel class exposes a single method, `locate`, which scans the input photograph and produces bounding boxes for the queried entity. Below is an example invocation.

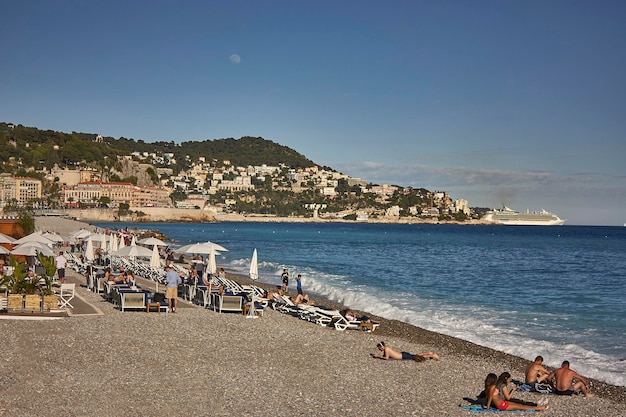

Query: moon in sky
[229,54,241,64]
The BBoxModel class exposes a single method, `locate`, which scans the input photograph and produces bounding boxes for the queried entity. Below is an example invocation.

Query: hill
[0,122,317,174]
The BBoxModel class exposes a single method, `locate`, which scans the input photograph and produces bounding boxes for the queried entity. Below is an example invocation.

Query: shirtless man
[372,341,440,362]
[548,360,595,398]
[525,356,551,386]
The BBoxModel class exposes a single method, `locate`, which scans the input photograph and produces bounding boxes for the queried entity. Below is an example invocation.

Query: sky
[1,1,625,226]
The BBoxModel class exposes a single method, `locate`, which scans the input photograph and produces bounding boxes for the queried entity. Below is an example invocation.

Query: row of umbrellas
[2,230,259,283]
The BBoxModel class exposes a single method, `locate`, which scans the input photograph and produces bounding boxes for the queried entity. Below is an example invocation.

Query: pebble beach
[0,217,622,416]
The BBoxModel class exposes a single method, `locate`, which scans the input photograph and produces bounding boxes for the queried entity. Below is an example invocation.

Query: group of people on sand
[525,355,594,397]
[480,355,594,412]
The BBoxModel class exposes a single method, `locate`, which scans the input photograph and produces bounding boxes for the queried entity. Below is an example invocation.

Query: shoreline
[224,270,626,404]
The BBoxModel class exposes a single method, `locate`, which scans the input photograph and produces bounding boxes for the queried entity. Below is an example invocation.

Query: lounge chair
[334,314,380,333]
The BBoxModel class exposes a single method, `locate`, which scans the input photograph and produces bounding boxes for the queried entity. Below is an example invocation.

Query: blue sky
[1,1,625,225]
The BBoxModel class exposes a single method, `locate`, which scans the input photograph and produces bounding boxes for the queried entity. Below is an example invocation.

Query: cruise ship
[482,206,566,226]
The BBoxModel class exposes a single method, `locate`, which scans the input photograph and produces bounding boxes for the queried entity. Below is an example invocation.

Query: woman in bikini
[484,373,547,411]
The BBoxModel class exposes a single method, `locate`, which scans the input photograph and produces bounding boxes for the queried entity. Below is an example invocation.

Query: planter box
[42,294,59,311]
[24,294,41,311]
[7,294,23,310]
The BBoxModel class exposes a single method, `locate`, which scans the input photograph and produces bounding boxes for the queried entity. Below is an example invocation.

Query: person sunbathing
[525,356,551,388]
[484,373,547,411]
[371,341,440,362]
[548,360,595,397]
[293,293,311,305]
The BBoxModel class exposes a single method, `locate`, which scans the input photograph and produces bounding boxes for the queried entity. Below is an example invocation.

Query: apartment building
[0,174,42,208]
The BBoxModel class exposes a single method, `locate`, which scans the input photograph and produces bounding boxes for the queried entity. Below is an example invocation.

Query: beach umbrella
[249,248,258,280]
[14,232,54,246]
[101,235,108,252]
[109,233,118,252]
[112,245,153,258]
[118,235,126,250]
[150,244,161,269]
[207,247,217,275]
[0,232,16,244]
[177,242,221,255]
[204,241,228,252]
[130,235,137,246]
[0,245,11,255]
[138,237,167,246]
[12,241,55,257]
[42,232,65,243]
[70,229,92,239]
[84,238,95,262]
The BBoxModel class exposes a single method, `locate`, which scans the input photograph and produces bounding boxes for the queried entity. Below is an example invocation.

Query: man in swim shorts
[548,360,595,398]
[372,342,440,362]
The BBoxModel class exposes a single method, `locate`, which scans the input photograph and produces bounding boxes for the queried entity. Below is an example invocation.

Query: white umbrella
[70,229,92,239]
[42,232,65,243]
[118,235,126,250]
[204,241,228,252]
[12,241,55,257]
[130,235,137,246]
[113,245,153,258]
[84,238,95,262]
[0,245,11,255]
[177,242,221,255]
[139,237,167,246]
[207,247,217,275]
[150,244,161,269]
[14,232,54,246]
[0,232,16,244]
[101,235,108,252]
[249,248,258,280]
[109,233,118,252]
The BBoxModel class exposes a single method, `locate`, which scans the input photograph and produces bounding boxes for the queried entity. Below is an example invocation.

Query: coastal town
[1,124,478,223]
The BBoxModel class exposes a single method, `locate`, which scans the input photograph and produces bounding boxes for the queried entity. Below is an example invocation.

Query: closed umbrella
[109,233,118,252]
[118,235,126,250]
[207,247,217,275]
[249,248,258,280]
[150,245,161,269]
[84,238,95,262]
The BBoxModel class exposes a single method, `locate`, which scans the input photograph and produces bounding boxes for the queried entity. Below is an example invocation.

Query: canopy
[112,245,153,258]
[11,241,55,257]
[139,237,167,246]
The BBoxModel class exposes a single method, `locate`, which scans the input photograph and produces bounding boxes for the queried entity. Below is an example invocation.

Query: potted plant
[5,256,28,310]
[37,252,59,310]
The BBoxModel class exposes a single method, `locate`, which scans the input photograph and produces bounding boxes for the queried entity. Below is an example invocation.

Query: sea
[94,221,626,387]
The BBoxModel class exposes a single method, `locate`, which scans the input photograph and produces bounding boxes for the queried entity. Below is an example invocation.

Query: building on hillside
[64,181,134,207]
[132,186,171,208]
[176,197,207,209]
[0,175,42,208]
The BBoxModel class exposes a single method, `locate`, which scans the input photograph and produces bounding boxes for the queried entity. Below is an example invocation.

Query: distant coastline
[43,208,492,225]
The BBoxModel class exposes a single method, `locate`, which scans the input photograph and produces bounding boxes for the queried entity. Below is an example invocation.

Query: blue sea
[95,221,626,386]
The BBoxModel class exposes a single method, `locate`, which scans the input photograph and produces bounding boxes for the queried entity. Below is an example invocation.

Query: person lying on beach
[484,373,547,412]
[293,293,311,305]
[371,341,440,362]
[525,356,551,389]
[548,360,595,397]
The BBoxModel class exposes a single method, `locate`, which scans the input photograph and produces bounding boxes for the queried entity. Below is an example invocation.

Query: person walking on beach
[548,360,595,397]
[281,268,289,293]
[165,265,181,313]
[55,251,68,284]
[372,341,440,362]
[296,274,303,295]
